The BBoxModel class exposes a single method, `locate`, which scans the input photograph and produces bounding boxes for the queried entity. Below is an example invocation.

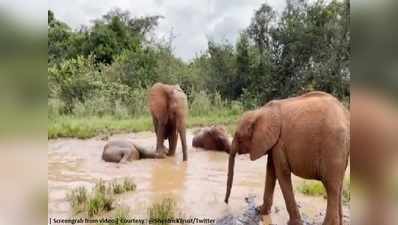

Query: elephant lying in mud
[102,140,165,163]
[225,91,350,225]
[192,126,231,153]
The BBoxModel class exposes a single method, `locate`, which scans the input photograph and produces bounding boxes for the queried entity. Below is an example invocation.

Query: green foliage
[87,191,114,217]
[48,111,240,139]
[48,0,350,138]
[148,198,176,225]
[66,186,88,214]
[107,207,130,225]
[66,178,136,217]
[122,178,137,192]
[297,177,351,204]
[297,181,326,197]
[343,178,350,205]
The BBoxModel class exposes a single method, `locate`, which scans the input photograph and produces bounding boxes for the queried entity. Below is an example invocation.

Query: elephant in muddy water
[148,82,188,161]
[225,91,350,225]
[192,125,231,153]
[102,140,165,163]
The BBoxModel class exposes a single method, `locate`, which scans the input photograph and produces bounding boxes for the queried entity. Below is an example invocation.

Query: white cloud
[49,0,286,61]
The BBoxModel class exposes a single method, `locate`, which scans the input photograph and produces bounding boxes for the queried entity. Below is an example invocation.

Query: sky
[48,0,286,61]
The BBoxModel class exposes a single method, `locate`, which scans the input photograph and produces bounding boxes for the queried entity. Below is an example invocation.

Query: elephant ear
[250,105,281,160]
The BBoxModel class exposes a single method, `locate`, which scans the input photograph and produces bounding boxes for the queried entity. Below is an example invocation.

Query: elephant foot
[158,146,169,155]
[256,204,272,215]
[166,151,175,156]
[156,151,167,158]
[287,218,303,225]
[322,217,340,225]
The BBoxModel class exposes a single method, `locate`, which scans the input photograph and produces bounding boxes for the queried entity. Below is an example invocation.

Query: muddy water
[48,130,348,225]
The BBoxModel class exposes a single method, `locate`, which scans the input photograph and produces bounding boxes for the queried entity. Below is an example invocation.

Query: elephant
[102,140,165,163]
[148,82,188,161]
[224,91,350,225]
[192,125,231,153]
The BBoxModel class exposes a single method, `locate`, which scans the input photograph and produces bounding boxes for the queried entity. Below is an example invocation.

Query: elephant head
[192,126,231,153]
[225,104,281,203]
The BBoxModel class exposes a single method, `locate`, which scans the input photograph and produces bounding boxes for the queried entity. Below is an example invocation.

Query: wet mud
[48,129,350,224]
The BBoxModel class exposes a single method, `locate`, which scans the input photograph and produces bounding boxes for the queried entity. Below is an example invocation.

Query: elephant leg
[179,128,188,161]
[273,150,302,225]
[152,116,158,134]
[167,130,178,156]
[120,150,131,164]
[156,122,168,154]
[322,179,342,225]
[339,185,343,225]
[259,154,276,215]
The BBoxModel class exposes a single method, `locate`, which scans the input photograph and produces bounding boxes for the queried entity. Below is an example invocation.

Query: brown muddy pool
[48,129,349,225]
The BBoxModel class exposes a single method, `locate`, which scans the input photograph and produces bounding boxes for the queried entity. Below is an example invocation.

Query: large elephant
[225,91,350,225]
[192,125,231,153]
[102,140,166,163]
[148,82,188,161]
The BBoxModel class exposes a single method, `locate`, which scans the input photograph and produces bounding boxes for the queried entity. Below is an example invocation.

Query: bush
[48,98,65,119]
[189,90,212,116]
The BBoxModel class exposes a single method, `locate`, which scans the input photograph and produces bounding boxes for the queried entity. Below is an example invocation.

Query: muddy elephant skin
[192,126,231,153]
[148,82,189,161]
[102,140,165,163]
[225,91,350,225]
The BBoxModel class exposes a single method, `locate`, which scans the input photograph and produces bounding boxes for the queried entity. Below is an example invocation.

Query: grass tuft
[122,178,137,192]
[66,186,88,214]
[148,198,176,225]
[87,191,114,217]
[67,178,136,217]
[111,207,130,225]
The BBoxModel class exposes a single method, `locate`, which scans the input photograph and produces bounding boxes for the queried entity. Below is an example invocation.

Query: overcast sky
[49,0,286,61]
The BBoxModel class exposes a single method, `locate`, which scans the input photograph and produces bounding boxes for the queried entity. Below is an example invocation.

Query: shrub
[189,90,212,116]
[48,98,65,119]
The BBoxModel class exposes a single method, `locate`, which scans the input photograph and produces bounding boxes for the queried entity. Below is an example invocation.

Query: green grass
[87,191,114,217]
[297,180,326,197]
[48,112,240,139]
[108,207,130,225]
[66,178,136,217]
[297,178,351,204]
[122,178,137,192]
[66,186,88,214]
[148,198,176,225]
[342,178,350,205]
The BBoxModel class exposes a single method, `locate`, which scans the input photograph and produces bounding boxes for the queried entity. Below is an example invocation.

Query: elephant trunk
[225,140,237,203]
